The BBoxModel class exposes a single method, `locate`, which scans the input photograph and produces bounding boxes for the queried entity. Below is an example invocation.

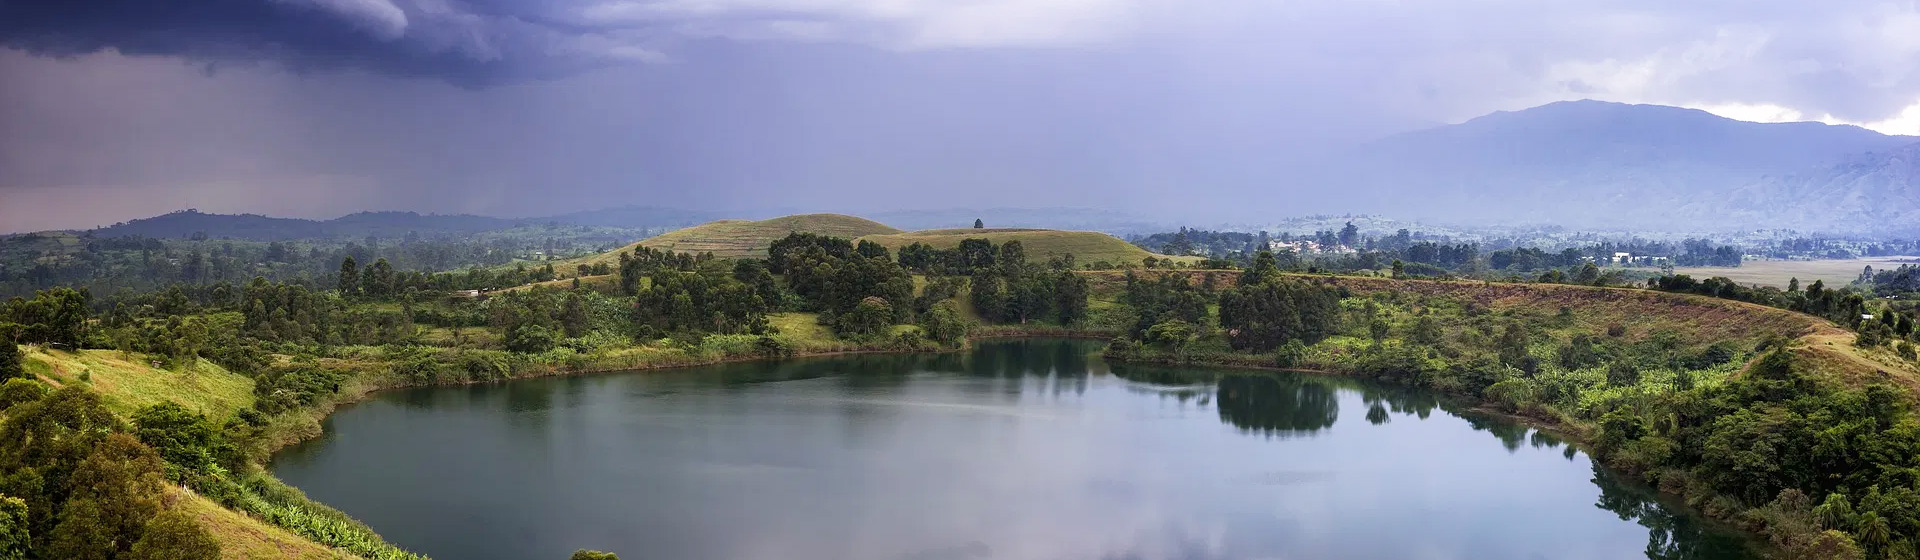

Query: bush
[916,303,971,346]
[836,297,895,339]
[755,336,794,358]
[391,355,447,385]
[0,378,46,411]
[1606,361,1640,387]
[1274,339,1308,369]
[461,352,512,382]
[571,550,619,560]
[506,324,559,353]
[891,329,926,350]
[0,495,24,560]
[133,402,239,480]
[127,510,220,560]
[252,365,346,415]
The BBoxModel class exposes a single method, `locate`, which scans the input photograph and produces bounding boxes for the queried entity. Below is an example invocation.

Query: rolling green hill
[860,228,1199,266]
[566,214,904,266]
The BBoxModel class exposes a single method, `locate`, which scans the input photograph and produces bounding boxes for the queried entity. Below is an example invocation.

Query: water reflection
[1214,373,1340,438]
[1592,464,1757,560]
[278,339,1758,560]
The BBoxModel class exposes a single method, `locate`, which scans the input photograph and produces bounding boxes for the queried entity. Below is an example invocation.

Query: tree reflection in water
[1215,373,1340,438]
[1591,462,1759,560]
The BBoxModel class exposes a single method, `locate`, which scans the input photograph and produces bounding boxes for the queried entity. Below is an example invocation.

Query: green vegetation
[0,222,650,299]
[8,212,1919,560]
[863,227,1197,268]
[574,214,903,264]
[1099,254,1920,560]
[165,486,336,560]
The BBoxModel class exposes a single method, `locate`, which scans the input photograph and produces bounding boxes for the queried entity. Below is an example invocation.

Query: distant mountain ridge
[84,206,724,241]
[91,210,520,241]
[1332,100,1920,232]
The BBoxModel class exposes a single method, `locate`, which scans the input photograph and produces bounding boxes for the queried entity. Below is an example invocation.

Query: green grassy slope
[860,228,1199,265]
[563,214,904,266]
[22,347,255,418]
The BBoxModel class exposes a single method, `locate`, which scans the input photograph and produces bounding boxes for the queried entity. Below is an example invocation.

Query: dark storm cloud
[0,0,661,84]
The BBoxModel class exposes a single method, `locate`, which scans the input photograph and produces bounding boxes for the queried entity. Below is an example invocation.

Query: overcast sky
[5,0,1920,232]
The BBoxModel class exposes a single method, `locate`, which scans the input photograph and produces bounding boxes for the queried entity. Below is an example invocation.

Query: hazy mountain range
[36,99,1920,240]
[1331,100,1920,234]
[86,208,720,241]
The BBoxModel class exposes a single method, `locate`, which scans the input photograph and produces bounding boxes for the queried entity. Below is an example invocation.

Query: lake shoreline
[1099,349,1779,558]
[254,329,1772,559]
[273,337,1766,560]
[259,325,1121,459]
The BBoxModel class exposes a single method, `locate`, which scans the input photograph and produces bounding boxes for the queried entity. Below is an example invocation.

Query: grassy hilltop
[571,214,902,264]
[560,214,1196,269]
[860,227,1198,266]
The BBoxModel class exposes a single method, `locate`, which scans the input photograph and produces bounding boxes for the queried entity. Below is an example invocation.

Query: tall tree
[0,344,21,381]
[854,240,891,260]
[364,258,395,299]
[1054,271,1089,326]
[972,218,984,229]
[337,257,359,296]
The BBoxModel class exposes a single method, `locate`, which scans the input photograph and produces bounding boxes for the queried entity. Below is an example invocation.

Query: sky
[5,0,1920,232]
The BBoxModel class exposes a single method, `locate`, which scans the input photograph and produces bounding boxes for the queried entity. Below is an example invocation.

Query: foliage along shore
[1098,261,1920,560]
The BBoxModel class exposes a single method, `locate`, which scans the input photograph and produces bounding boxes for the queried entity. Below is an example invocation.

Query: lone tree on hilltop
[973,218,984,229]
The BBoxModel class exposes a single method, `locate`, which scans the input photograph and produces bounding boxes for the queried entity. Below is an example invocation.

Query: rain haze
[6,0,1920,231]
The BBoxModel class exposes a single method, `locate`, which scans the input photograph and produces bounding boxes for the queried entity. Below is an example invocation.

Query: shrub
[0,378,46,411]
[506,324,559,353]
[133,402,239,480]
[755,336,794,358]
[916,303,971,346]
[127,510,220,560]
[1606,361,1640,387]
[1274,339,1308,369]
[461,352,512,382]
[0,495,24,560]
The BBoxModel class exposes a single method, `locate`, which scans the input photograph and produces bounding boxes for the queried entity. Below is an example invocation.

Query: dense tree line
[1217,253,1344,353]
[0,288,90,348]
[0,232,588,299]
[1866,265,1920,295]
[768,234,914,338]
[965,241,1090,326]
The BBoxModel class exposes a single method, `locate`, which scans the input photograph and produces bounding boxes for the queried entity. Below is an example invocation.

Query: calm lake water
[272,339,1757,560]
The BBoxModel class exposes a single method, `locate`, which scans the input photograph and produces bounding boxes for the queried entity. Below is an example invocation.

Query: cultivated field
[1674,256,1920,288]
